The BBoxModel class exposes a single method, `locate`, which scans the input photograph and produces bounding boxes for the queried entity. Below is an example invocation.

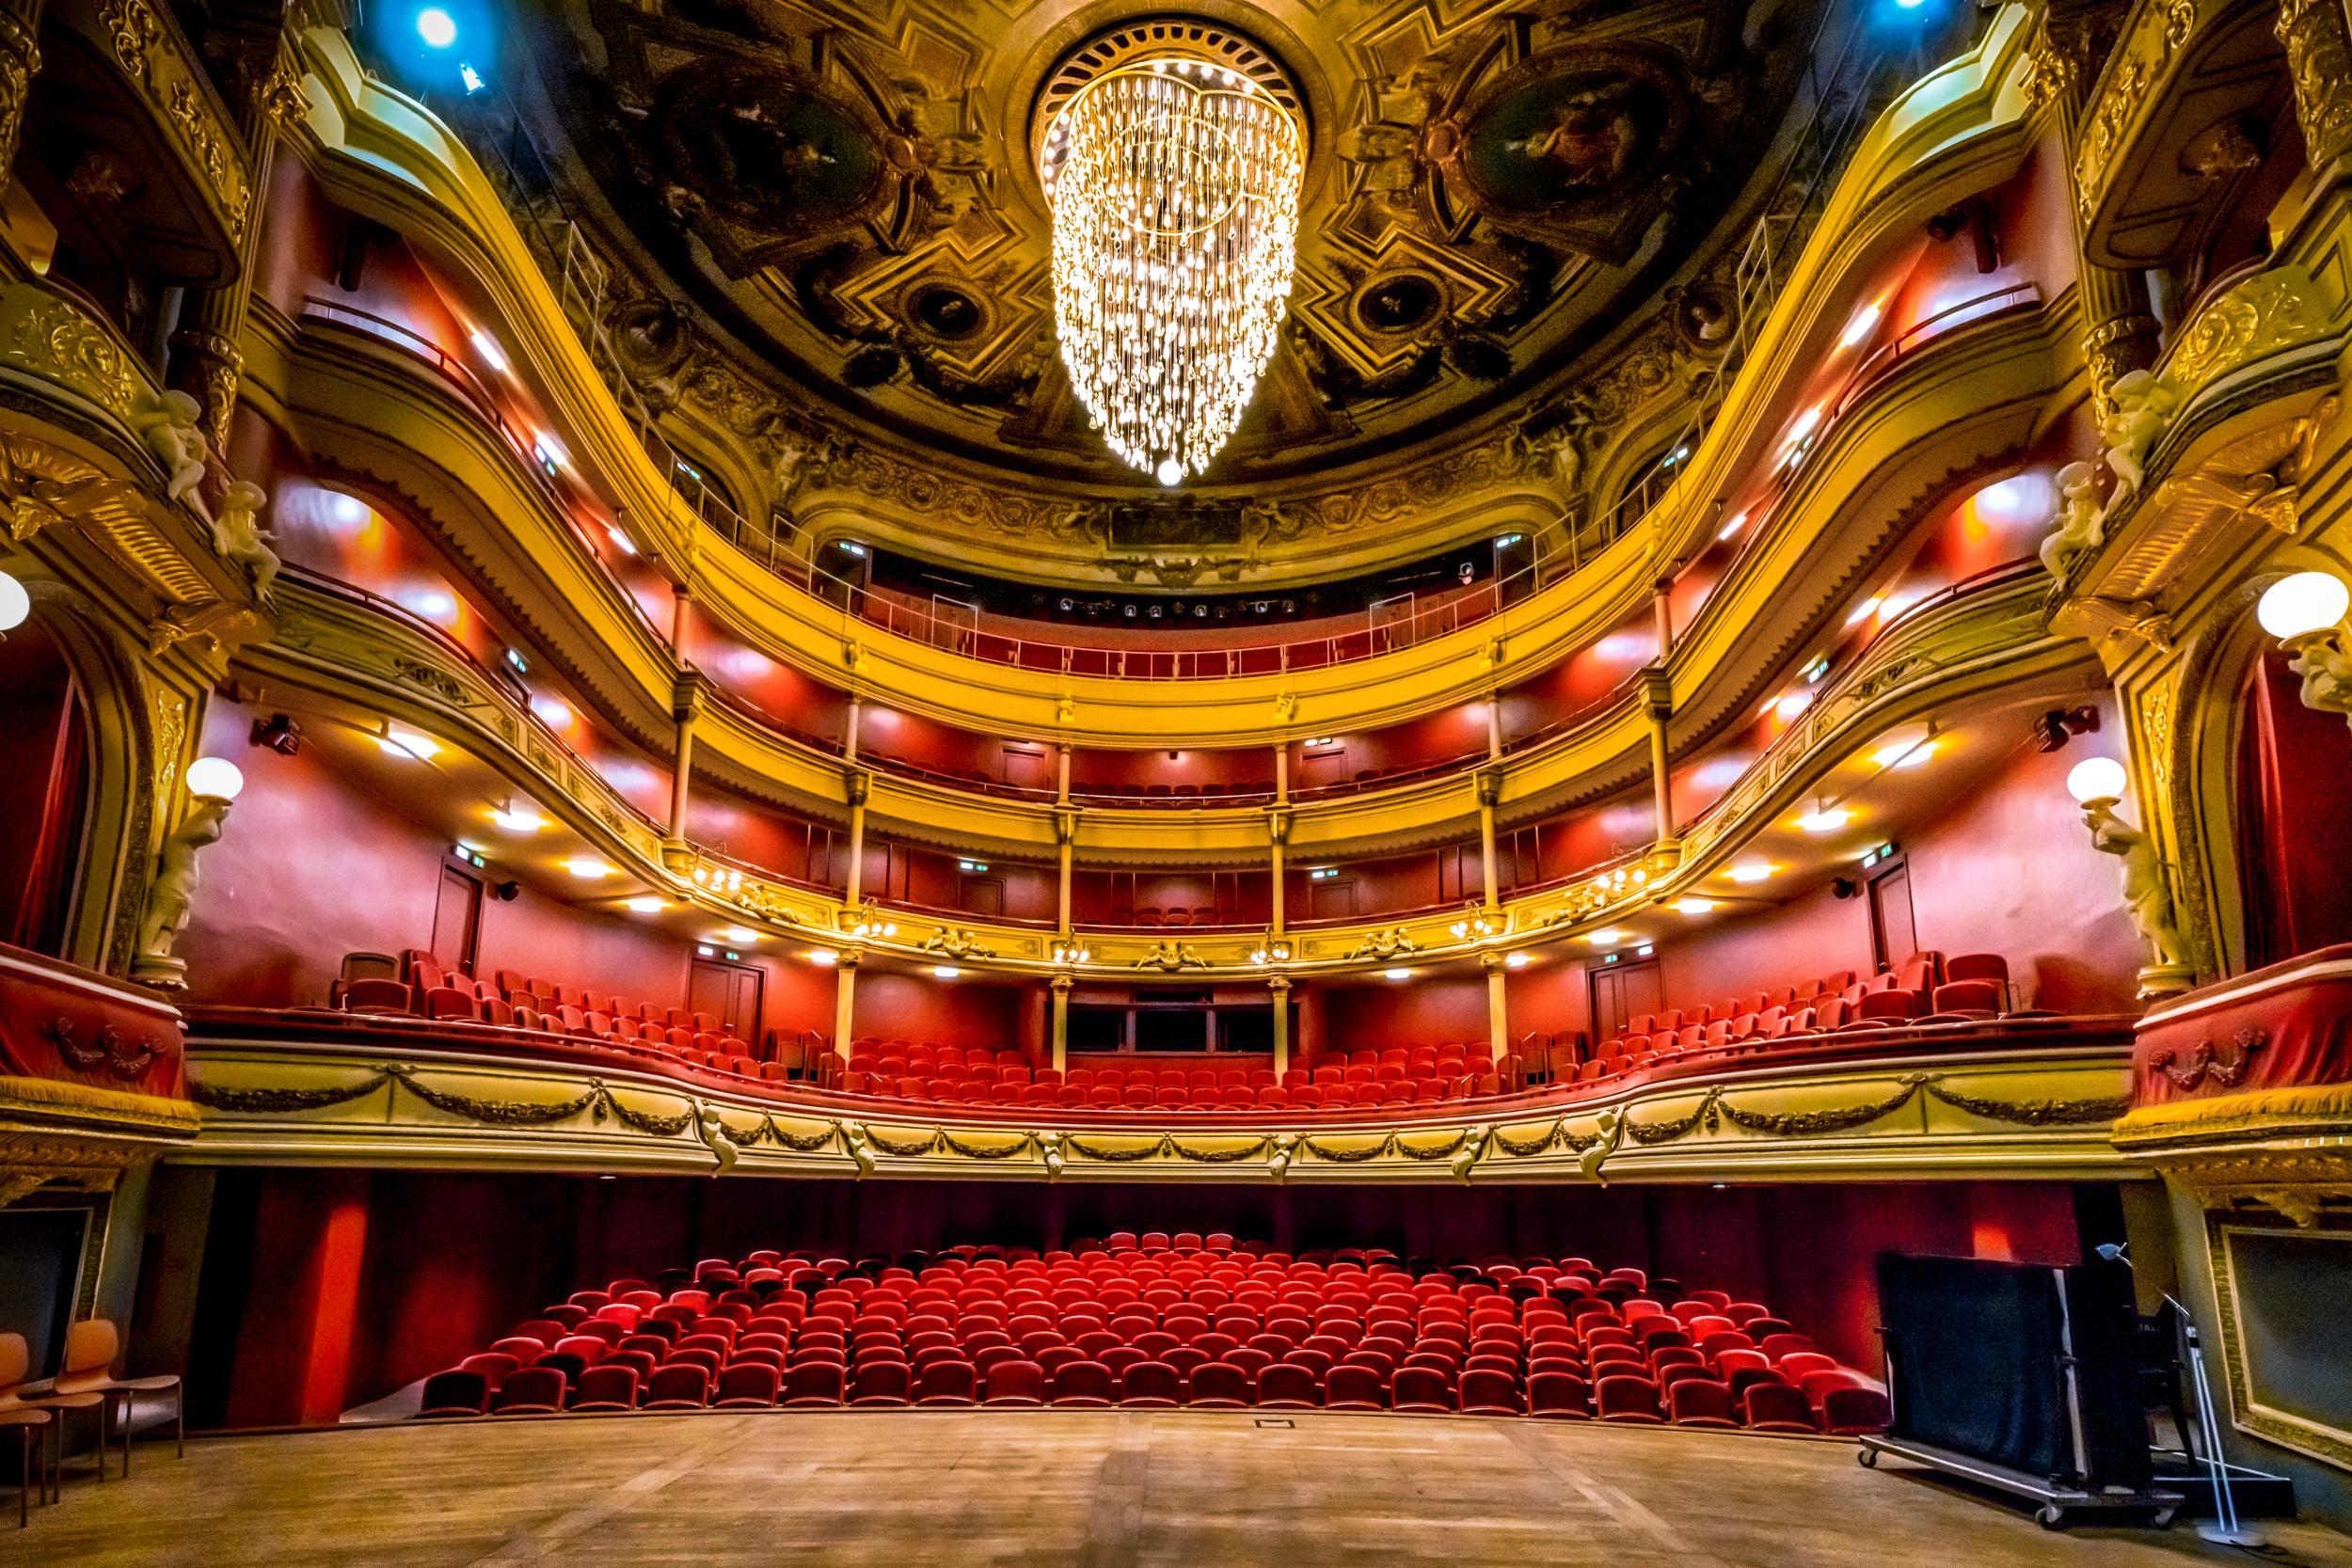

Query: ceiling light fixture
[1041,51,1304,484]
[1672,897,1716,915]
[806,948,840,966]
[624,895,666,913]
[719,927,761,944]
[1382,967,1414,981]
[1797,806,1851,833]
[490,804,545,832]
[930,965,961,980]
[1728,862,1774,883]
[563,857,612,879]
[377,725,439,761]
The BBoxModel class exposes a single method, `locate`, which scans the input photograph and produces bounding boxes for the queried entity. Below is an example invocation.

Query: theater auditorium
[1,0,2351,1559]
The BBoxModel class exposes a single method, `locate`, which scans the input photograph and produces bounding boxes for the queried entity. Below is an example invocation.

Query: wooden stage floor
[8,1411,2351,1568]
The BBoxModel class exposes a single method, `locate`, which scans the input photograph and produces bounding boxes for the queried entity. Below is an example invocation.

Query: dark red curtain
[0,630,89,955]
[2235,650,2352,967]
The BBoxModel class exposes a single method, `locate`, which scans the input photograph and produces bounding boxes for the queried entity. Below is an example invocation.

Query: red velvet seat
[782,1362,846,1406]
[491,1367,566,1414]
[1820,1385,1893,1434]
[568,1365,641,1411]
[1118,1361,1182,1407]
[1242,1362,1311,1408]
[1741,1382,1818,1433]
[1459,1369,1521,1416]
[1526,1370,1591,1419]
[912,1360,977,1406]
[1593,1374,1662,1424]
[418,1369,489,1418]
[849,1361,911,1406]
[1323,1364,1387,1411]
[1666,1378,1739,1428]
[1048,1361,1114,1407]
[1391,1367,1455,1413]
[643,1365,710,1410]
[1187,1362,1251,1408]
[983,1359,1046,1407]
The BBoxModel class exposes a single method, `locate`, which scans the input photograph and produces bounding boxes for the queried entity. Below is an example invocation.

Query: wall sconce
[2257,571,2352,718]
[2064,756,2191,990]
[1050,938,1091,965]
[846,897,898,940]
[132,757,246,989]
[1248,935,1293,966]
[1449,901,1500,940]
[0,568,29,633]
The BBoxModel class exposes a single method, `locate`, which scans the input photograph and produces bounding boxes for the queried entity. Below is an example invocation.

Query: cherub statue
[2081,798,2189,967]
[1266,1131,1302,1180]
[2099,370,2181,504]
[693,1101,740,1174]
[2286,631,2352,715]
[2036,460,2104,578]
[210,480,280,601]
[134,792,233,983]
[1576,1109,1623,1184]
[134,389,214,526]
[1450,1126,1489,1182]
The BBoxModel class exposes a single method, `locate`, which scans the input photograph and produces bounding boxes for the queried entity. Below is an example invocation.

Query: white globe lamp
[2064,756,2127,806]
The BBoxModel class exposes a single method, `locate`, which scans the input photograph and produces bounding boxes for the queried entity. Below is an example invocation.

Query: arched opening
[2231,648,2352,967]
[0,620,94,956]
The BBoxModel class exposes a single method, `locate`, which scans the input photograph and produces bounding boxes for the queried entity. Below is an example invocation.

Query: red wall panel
[851,972,1031,1048]
[1320,976,1488,1052]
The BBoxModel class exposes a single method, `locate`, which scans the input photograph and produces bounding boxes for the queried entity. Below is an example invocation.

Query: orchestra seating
[411,1235,1889,1433]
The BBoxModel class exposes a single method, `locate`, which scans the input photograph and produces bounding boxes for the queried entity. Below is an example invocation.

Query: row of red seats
[333,949,769,1075]
[412,1238,1888,1433]
[1605,952,2012,1048]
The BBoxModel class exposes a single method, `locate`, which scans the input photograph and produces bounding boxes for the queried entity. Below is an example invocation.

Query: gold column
[1274,742,1290,804]
[2038,6,2161,408]
[844,696,864,761]
[1054,804,1078,937]
[1268,974,1293,1079]
[842,768,870,906]
[1050,974,1073,1073]
[1642,666,1677,847]
[1475,767,1503,911]
[1483,952,1510,1067]
[833,950,860,1064]
[169,33,307,447]
[1057,742,1072,804]
[0,0,40,195]
[664,670,704,851]
[1268,805,1291,934]
[2278,0,2352,172]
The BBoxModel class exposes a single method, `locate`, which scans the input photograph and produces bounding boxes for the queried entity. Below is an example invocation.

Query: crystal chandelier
[1041,55,1304,486]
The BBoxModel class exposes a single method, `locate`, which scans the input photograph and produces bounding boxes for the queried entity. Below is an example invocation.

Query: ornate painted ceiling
[518,0,1822,578]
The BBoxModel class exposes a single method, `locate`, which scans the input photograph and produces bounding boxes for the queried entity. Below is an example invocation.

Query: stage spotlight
[416,6,457,46]
[249,713,303,756]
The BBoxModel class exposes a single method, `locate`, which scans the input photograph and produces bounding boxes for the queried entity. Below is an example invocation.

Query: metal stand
[1856,1434,2184,1529]
[2181,1319,2265,1547]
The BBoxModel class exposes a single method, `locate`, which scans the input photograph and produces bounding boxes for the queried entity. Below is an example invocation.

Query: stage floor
[11,1411,2352,1568]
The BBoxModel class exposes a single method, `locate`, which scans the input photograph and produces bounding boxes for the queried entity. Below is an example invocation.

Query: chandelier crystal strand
[1044,57,1303,485]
